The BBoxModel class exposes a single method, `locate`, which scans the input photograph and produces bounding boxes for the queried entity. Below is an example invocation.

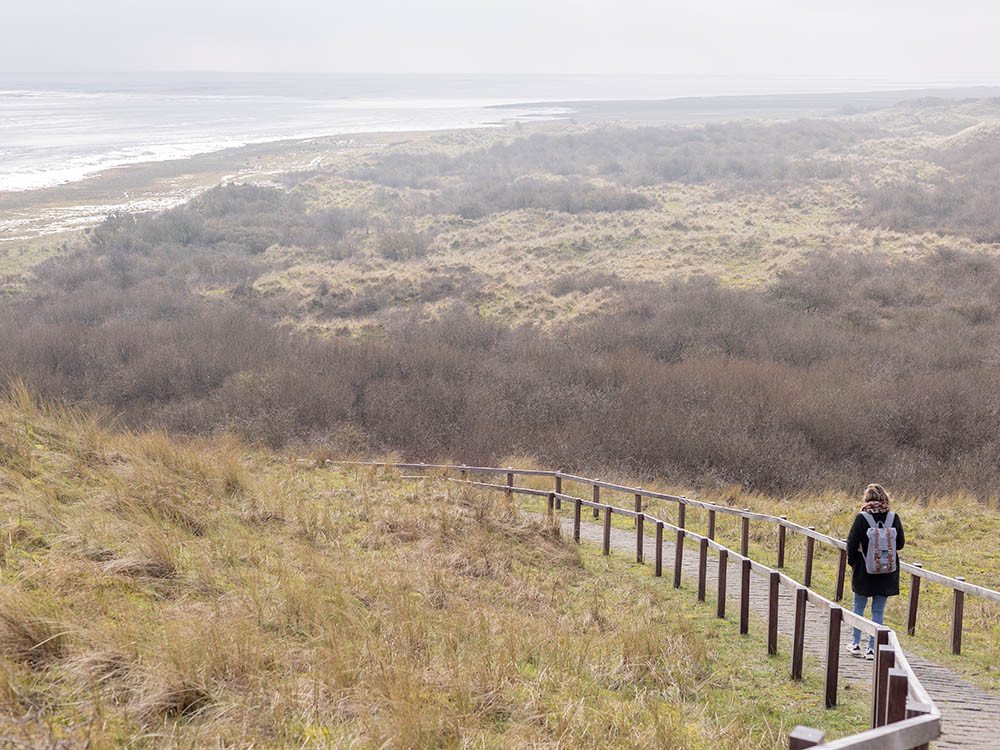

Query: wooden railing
[326,460,1000,749]
[341,461,1000,654]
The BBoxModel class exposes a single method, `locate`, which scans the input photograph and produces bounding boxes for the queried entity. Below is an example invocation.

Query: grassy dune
[249,100,1000,335]
[0,389,871,747]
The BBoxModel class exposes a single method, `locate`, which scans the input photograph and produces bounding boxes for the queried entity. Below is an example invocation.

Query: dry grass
[0,591,69,669]
[258,180,959,335]
[0,393,872,747]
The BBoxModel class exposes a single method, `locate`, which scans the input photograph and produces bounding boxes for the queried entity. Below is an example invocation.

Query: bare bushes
[550,270,621,296]
[10,240,1000,495]
[339,120,878,224]
[81,183,368,281]
[353,120,878,189]
[448,177,653,219]
[376,223,432,260]
[860,132,1000,242]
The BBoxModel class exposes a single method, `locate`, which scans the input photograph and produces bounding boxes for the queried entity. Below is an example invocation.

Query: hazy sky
[4,0,998,80]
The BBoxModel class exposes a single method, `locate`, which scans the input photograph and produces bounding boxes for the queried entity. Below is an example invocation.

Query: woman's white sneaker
[845,643,862,657]
[865,647,875,660]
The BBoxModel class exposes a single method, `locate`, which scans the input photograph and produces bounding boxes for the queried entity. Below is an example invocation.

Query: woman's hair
[863,483,890,504]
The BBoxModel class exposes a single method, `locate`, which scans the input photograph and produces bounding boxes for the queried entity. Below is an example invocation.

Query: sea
[0,72,981,195]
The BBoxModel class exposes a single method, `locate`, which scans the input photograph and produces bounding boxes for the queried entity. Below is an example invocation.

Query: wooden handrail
[333,461,949,748]
[795,714,939,749]
[478,476,888,635]
[337,461,1000,605]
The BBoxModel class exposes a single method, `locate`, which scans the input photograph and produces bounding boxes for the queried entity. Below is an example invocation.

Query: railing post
[554,473,562,509]
[835,545,847,602]
[885,668,908,725]
[592,484,600,519]
[788,727,826,750]
[871,632,891,727]
[636,513,644,564]
[708,502,716,540]
[952,577,965,655]
[602,505,612,556]
[506,468,513,500]
[768,570,780,655]
[741,511,750,557]
[460,464,467,480]
[804,528,816,588]
[874,644,896,728]
[740,558,751,634]
[573,498,581,543]
[697,537,708,602]
[673,527,684,588]
[655,521,663,577]
[824,605,842,708]
[777,516,787,568]
[678,500,686,530]
[547,492,554,521]
[717,549,728,618]
[791,586,807,680]
[634,490,642,528]
[907,563,922,636]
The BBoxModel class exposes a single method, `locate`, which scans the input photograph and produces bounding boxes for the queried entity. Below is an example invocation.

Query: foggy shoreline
[6,82,1000,245]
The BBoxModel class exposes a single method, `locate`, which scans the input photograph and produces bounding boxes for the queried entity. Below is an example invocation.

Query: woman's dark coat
[847,511,905,597]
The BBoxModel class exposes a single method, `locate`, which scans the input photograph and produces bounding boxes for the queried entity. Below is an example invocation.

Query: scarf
[861,499,890,515]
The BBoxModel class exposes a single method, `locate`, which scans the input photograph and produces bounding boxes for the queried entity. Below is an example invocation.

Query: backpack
[861,511,897,575]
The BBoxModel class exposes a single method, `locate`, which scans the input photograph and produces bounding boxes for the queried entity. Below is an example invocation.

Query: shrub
[352,120,877,189]
[859,130,1000,242]
[377,226,432,260]
[550,271,622,296]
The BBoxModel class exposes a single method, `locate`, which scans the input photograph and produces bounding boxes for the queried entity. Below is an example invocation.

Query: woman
[845,483,905,659]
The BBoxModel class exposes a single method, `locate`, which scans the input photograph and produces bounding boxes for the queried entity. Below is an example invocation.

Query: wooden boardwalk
[558,512,1000,749]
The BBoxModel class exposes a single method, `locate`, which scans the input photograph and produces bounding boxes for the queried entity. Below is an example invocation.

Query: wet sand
[0,135,355,244]
[493,85,1000,124]
[0,124,545,252]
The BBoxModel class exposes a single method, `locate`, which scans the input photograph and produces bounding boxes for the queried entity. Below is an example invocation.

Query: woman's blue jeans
[852,593,888,649]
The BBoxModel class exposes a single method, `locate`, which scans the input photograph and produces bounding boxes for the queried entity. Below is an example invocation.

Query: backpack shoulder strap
[885,511,895,528]
[860,512,877,528]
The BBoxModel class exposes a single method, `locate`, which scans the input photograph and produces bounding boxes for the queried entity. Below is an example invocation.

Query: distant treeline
[5,182,1000,497]
[348,120,881,189]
